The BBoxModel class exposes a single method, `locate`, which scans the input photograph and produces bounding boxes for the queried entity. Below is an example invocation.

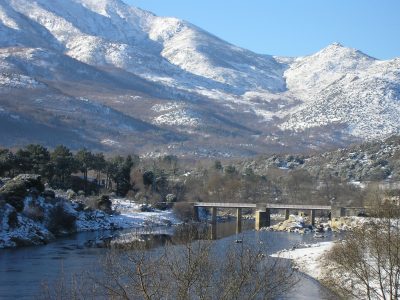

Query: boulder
[0,174,44,212]
[66,189,76,200]
[139,204,154,212]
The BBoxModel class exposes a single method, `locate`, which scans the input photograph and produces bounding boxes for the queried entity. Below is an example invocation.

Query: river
[0,220,338,299]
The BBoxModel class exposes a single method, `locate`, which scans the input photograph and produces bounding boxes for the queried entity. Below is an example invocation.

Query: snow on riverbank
[62,198,181,233]
[1,196,181,249]
[110,198,181,229]
[271,241,334,280]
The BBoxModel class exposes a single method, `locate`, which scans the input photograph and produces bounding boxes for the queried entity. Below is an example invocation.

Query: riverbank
[0,224,339,299]
[0,195,181,249]
[271,241,334,280]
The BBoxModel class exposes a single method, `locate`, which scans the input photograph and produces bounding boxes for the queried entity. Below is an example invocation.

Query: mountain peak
[330,42,344,47]
[319,42,375,61]
[0,0,399,156]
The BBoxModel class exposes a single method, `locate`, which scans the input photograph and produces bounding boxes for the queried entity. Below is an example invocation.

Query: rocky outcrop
[0,175,115,249]
[269,215,309,232]
[0,202,53,248]
[0,174,44,212]
[328,217,369,231]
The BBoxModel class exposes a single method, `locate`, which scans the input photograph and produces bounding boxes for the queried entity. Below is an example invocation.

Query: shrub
[23,203,45,222]
[97,195,112,214]
[173,202,194,222]
[0,174,44,211]
[7,210,18,229]
[81,195,112,214]
[47,203,76,234]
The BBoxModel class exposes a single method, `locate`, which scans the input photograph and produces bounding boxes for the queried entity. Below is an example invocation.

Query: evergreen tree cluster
[0,145,137,197]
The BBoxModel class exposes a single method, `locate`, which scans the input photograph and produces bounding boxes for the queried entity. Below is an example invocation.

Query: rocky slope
[239,136,400,182]
[0,0,399,156]
[0,174,179,249]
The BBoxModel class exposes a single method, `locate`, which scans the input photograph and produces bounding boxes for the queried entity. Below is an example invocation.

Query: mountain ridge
[0,0,399,157]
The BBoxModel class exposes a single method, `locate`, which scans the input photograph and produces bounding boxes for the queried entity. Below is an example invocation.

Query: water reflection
[0,220,338,299]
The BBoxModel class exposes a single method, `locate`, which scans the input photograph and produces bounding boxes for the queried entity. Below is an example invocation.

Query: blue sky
[126,0,400,59]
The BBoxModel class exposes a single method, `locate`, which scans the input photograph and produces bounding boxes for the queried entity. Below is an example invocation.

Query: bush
[23,203,45,222]
[97,195,112,214]
[0,174,44,212]
[173,202,195,222]
[41,189,56,199]
[6,196,25,212]
[81,195,112,214]
[47,203,76,234]
[70,176,99,195]
[7,209,18,229]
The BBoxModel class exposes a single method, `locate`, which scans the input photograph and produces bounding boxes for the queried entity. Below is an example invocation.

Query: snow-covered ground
[0,196,181,249]
[65,198,181,233]
[110,198,181,228]
[1,0,399,147]
[271,241,334,280]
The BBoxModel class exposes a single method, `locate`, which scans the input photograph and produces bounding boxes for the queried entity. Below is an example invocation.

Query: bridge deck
[266,204,331,210]
[194,202,257,209]
[194,202,331,210]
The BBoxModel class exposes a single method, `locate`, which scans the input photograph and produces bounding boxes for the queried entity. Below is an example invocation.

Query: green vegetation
[1,136,400,207]
[0,144,136,197]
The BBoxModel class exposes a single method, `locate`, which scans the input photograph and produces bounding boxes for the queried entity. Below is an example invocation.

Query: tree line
[0,145,136,196]
[1,144,395,207]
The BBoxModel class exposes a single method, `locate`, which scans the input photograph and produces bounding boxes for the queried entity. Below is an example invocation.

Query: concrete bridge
[193,202,360,240]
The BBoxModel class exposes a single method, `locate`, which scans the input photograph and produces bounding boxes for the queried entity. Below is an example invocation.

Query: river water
[0,220,338,299]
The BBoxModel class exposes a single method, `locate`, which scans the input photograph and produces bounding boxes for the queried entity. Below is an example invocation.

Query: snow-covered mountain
[0,0,399,157]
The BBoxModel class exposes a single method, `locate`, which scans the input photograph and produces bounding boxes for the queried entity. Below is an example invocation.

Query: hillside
[0,0,399,157]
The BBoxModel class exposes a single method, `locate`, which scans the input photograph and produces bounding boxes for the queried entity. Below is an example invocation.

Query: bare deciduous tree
[323,203,400,300]
[39,237,298,300]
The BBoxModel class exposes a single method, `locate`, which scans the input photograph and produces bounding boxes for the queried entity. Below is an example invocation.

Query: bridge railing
[193,202,332,210]
[189,202,373,213]
[194,202,257,209]
[266,204,331,210]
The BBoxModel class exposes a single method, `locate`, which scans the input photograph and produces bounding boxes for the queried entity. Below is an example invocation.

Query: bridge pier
[255,208,270,230]
[266,208,271,227]
[192,203,346,235]
[285,209,290,220]
[193,206,200,222]
[236,208,242,234]
[310,209,316,226]
[331,207,346,219]
[211,207,217,240]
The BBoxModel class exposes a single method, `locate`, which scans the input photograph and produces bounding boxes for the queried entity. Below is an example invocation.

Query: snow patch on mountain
[285,43,376,97]
[151,102,183,112]
[0,0,399,151]
[101,139,120,146]
[280,44,400,139]
[0,73,44,89]
[154,109,201,127]
[0,6,19,30]
[151,102,201,127]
